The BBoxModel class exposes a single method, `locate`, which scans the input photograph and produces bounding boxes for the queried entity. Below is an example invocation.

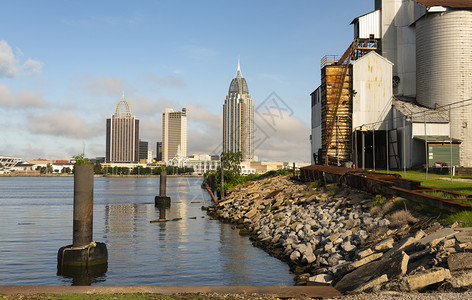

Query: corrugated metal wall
[352,52,393,131]
[355,10,381,39]
[416,10,472,166]
[428,144,460,167]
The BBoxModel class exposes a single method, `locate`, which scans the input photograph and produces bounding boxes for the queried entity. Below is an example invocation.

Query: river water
[0,176,292,286]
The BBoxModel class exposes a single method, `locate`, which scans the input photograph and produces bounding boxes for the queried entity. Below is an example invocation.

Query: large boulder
[448,253,472,271]
[401,267,451,291]
[335,251,409,293]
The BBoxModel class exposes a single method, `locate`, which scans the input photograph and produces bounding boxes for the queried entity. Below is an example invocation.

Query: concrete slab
[0,286,340,298]
[417,228,458,247]
[455,228,472,244]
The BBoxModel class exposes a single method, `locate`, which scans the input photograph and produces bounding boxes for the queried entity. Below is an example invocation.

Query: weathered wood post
[155,169,171,206]
[57,162,108,276]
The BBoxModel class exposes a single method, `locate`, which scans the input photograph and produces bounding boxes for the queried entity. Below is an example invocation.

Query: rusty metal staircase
[321,38,380,165]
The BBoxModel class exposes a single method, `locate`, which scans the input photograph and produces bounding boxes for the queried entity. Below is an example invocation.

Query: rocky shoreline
[205,175,472,295]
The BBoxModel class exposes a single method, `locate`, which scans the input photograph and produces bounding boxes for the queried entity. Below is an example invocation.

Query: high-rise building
[156,142,163,161]
[139,140,148,162]
[106,93,139,163]
[162,108,187,162]
[223,60,254,161]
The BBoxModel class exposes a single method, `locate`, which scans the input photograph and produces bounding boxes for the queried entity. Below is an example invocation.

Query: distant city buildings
[156,142,163,162]
[138,140,148,162]
[223,60,254,161]
[106,93,140,163]
[162,108,187,162]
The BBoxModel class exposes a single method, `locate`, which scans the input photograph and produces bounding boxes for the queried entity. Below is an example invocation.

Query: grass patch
[305,181,320,189]
[377,170,472,195]
[373,195,383,207]
[442,211,472,227]
[423,190,464,200]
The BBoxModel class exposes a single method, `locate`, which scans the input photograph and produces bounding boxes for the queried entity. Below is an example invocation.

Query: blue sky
[0,0,373,162]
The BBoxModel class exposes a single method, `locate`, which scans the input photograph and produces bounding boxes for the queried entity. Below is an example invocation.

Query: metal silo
[416,9,472,166]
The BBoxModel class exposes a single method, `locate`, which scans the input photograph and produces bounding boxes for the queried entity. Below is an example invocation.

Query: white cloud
[71,75,127,97]
[0,84,48,108]
[0,40,43,78]
[22,58,43,75]
[26,111,100,139]
[132,96,176,116]
[254,108,310,162]
[0,40,18,77]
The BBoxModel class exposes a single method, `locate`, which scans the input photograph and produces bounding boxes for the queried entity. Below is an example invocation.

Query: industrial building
[311,0,471,169]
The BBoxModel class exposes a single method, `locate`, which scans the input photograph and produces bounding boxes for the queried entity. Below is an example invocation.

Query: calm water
[0,176,292,286]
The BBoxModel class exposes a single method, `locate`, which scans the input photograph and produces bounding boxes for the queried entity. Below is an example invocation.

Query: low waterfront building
[166,153,221,175]
[241,161,310,174]
[0,156,22,174]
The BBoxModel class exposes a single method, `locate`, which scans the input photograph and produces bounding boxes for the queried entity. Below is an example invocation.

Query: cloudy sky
[0,0,373,162]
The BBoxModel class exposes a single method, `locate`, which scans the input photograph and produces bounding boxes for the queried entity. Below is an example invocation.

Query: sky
[0,0,374,163]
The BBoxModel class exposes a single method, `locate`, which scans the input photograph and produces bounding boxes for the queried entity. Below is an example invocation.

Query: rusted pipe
[205,182,218,205]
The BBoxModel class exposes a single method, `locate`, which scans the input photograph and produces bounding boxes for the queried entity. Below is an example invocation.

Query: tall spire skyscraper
[223,59,254,161]
[106,93,140,163]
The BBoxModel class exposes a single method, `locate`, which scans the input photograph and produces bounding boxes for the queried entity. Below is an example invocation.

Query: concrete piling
[155,170,171,206]
[57,163,108,278]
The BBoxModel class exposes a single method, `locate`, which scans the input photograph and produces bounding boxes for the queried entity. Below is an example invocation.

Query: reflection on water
[0,176,293,286]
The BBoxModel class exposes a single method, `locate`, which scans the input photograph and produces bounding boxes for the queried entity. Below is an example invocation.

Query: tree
[213,151,243,192]
[94,162,102,174]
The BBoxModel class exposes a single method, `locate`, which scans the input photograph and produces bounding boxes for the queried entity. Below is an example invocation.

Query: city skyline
[0,1,373,163]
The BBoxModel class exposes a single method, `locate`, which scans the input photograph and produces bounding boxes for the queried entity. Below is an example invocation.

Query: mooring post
[160,170,167,197]
[57,163,108,277]
[73,164,93,247]
[155,169,171,206]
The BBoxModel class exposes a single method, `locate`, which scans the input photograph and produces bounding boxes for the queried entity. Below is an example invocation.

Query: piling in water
[57,164,108,277]
[155,170,171,206]
[73,164,93,247]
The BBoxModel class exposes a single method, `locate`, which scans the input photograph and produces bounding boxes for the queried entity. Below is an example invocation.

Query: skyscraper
[138,140,148,162]
[106,93,139,163]
[223,60,254,161]
[156,141,163,161]
[162,108,187,162]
